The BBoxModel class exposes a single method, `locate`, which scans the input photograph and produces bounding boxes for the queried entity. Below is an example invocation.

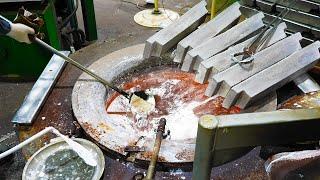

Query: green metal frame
[0,1,61,79]
[80,0,98,41]
[192,109,320,179]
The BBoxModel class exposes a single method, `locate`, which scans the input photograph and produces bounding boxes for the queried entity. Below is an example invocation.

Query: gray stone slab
[195,22,287,84]
[223,41,320,109]
[173,2,241,63]
[143,1,207,59]
[180,12,265,72]
[205,32,303,97]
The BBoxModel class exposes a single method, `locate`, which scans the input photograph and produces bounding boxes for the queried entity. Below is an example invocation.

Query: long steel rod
[33,37,130,99]
[145,118,166,180]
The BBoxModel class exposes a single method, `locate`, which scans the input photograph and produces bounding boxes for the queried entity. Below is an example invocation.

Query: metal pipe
[32,36,130,99]
[145,118,166,180]
[153,0,160,14]
[192,115,218,180]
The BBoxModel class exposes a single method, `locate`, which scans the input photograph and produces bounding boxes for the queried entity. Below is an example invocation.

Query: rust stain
[98,122,113,132]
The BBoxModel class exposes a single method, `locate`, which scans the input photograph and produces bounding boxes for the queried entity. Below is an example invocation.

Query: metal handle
[31,36,130,99]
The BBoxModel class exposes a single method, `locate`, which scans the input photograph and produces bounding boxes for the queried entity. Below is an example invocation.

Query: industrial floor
[0,0,199,179]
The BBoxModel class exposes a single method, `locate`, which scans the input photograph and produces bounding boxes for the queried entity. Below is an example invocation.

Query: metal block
[181,12,265,72]
[143,1,207,59]
[12,52,70,125]
[293,73,320,93]
[223,41,320,108]
[195,22,287,84]
[173,2,241,63]
[265,0,320,13]
[205,33,302,97]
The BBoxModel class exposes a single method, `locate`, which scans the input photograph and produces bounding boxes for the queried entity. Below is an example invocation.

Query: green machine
[0,0,97,79]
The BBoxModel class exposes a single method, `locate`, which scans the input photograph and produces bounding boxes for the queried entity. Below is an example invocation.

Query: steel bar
[12,51,69,124]
[145,118,166,180]
[33,37,130,98]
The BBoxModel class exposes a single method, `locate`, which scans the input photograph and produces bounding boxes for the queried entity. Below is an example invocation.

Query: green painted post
[81,0,98,41]
[192,115,218,180]
[43,0,61,50]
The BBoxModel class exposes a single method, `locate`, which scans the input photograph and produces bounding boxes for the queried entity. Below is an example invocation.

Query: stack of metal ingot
[143,0,320,110]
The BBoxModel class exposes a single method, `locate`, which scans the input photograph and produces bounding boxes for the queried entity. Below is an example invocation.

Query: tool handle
[29,35,130,98]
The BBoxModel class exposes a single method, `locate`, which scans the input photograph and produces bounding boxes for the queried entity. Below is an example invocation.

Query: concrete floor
[0,0,198,179]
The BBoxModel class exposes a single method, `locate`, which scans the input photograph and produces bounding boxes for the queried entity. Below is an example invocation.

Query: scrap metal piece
[223,41,320,109]
[12,52,69,125]
[173,2,241,63]
[143,1,207,59]
[195,22,287,84]
[205,33,303,97]
[181,12,265,72]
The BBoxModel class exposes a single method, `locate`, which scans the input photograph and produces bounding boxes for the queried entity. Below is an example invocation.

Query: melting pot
[72,44,276,165]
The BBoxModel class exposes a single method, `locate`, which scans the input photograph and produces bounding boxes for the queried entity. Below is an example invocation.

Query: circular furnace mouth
[72,44,277,165]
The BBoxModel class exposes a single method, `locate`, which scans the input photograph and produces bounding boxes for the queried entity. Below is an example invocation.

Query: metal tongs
[231,0,295,64]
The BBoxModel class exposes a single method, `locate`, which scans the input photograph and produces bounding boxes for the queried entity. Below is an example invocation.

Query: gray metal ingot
[195,22,287,84]
[173,2,241,63]
[205,32,303,97]
[223,41,320,109]
[192,109,320,179]
[143,1,207,59]
[180,12,265,72]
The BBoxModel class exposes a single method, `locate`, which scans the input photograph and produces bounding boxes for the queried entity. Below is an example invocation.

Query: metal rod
[33,37,130,99]
[153,0,160,14]
[145,118,166,180]
[192,115,218,180]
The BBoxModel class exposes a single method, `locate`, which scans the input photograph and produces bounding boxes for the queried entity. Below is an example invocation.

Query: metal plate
[71,44,277,164]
